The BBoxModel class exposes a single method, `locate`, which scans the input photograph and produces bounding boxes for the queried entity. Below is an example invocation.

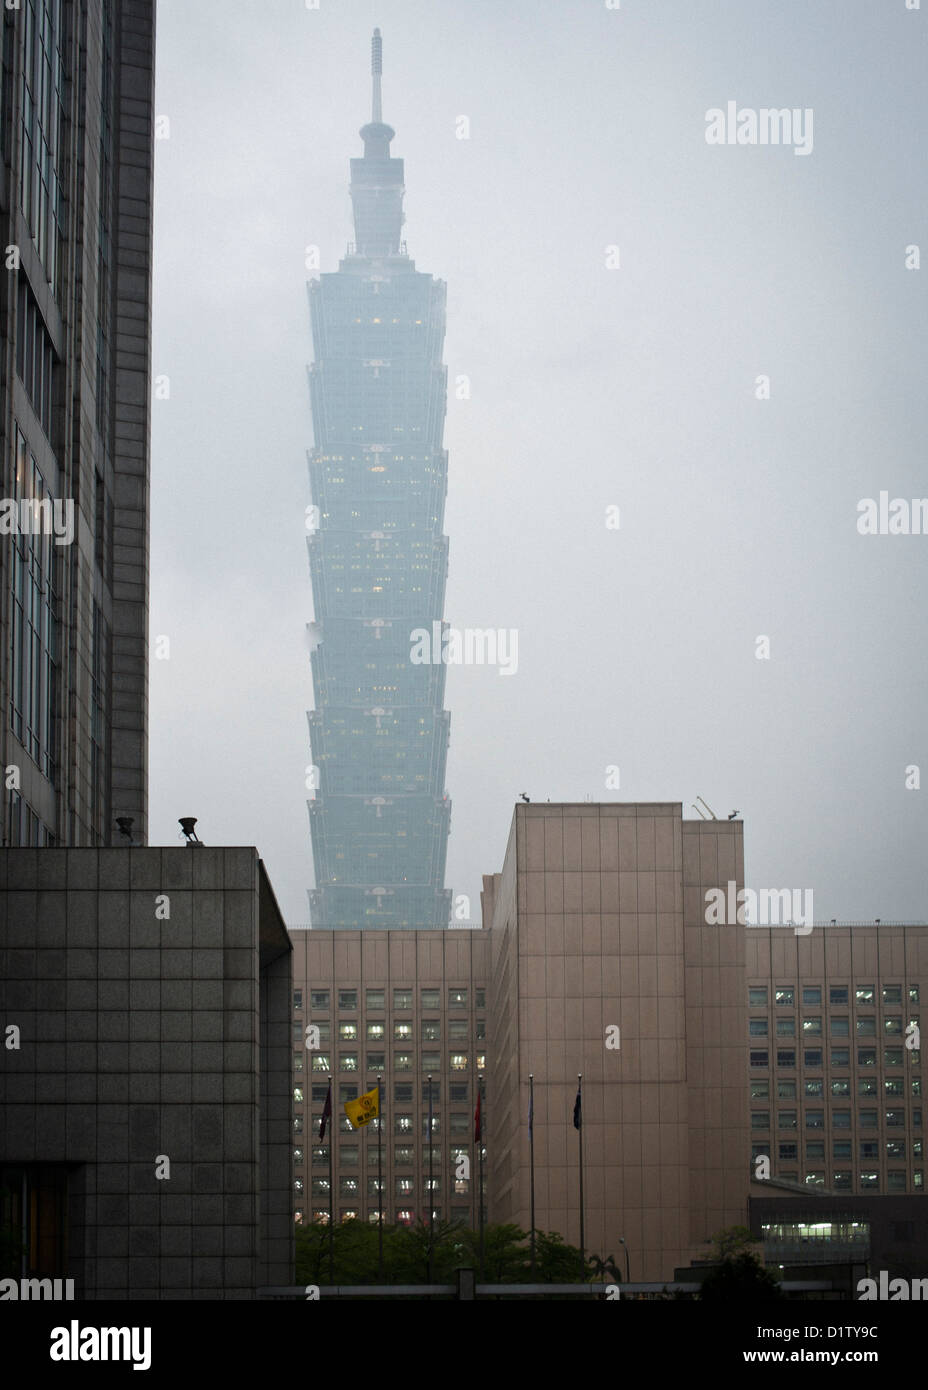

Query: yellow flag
[344,1085,380,1130]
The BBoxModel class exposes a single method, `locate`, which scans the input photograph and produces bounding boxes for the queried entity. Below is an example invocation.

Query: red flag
[319,1080,332,1141]
[474,1089,482,1143]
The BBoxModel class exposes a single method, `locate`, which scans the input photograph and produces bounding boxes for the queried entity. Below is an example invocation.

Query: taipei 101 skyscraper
[306,30,453,929]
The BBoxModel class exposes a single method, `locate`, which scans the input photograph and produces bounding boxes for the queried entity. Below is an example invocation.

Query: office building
[306,30,452,930]
[0,0,154,848]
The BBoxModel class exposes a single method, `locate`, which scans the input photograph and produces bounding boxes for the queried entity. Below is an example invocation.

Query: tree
[697,1225,783,1302]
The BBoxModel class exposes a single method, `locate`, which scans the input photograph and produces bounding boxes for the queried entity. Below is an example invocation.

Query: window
[476,1053,486,1071]
[805,1111,824,1129]
[394,1023,413,1041]
[367,1052,385,1071]
[9,431,58,783]
[312,1178,330,1196]
[293,1116,303,1134]
[859,1078,877,1097]
[916,1141,924,1158]
[775,988,794,1006]
[419,1052,439,1071]
[394,1115,412,1134]
[311,990,329,1009]
[750,1050,768,1068]
[293,1051,304,1074]
[339,1177,358,1197]
[777,1081,796,1099]
[394,1146,413,1165]
[393,989,412,1009]
[366,989,385,1009]
[887,1172,908,1192]
[885,1048,904,1067]
[367,1022,385,1040]
[802,988,821,1006]
[312,1146,328,1166]
[804,1173,826,1188]
[395,1177,414,1196]
[475,989,485,1009]
[294,989,303,1012]
[421,989,440,1008]
[751,1080,770,1100]
[831,1017,849,1037]
[777,1050,796,1069]
[804,1050,823,1069]
[910,986,920,1004]
[423,1116,440,1136]
[885,1079,905,1097]
[832,1048,850,1068]
[776,1018,795,1037]
[749,987,768,1007]
[883,986,902,1005]
[450,1083,469,1103]
[778,1143,797,1161]
[859,1110,878,1129]
[476,1019,486,1040]
[449,1019,469,1040]
[856,986,874,1004]
[339,1053,358,1073]
[293,1086,304,1104]
[830,987,848,1005]
[339,1086,357,1107]
[338,990,357,1011]
[448,988,468,1009]
[833,1141,851,1159]
[751,1111,770,1130]
[394,1084,413,1103]
[339,1023,358,1041]
[803,1018,822,1035]
[394,1053,413,1072]
[395,1209,414,1226]
[778,1111,797,1130]
[422,1020,441,1041]
[833,1172,852,1191]
[831,1080,850,1097]
[886,1140,906,1158]
[806,1141,825,1160]
[367,1178,385,1197]
[312,1054,330,1073]
[423,1081,440,1104]
[749,1019,768,1037]
[450,1053,468,1071]
[857,1049,877,1068]
[450,1114,470,1135]
[340,1146,358,1167]
[886,1110,906,1128]
[804,1079,823,1098]
[860,1141,879,1160]
[856,1017,875,1035]
[833,1111,851,1130]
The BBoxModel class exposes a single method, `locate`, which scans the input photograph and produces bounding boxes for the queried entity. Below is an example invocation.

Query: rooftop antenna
[694,795,718,821]
[371,28,383,123]
[691,803,710,821]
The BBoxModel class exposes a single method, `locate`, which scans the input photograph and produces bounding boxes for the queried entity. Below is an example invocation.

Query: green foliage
[698,1251,785,1301]
[294,1219,596,1287]
[707,1224,763,1262]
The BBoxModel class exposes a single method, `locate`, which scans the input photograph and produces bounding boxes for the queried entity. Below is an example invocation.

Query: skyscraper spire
[371,27,383,123]
[351,27,405,256]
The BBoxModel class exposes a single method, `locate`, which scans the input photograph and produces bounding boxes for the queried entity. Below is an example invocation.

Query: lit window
[449,988,467,1009]
[450,1053,468,1071]
[775,988,794,1007]
[339,1023,358,1041]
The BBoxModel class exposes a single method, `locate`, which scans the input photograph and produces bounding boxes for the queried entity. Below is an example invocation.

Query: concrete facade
[0,847,292,1298]
[481,802,749,1281]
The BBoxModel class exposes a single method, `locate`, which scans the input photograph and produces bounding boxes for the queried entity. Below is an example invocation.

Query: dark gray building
[0,846,292,1298]
[0,0,154,849]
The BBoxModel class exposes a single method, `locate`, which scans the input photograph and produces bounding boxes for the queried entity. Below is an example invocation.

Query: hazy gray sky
[150,0,927,924]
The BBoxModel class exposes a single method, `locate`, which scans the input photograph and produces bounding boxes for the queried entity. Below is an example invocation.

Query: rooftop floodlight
[179,817,201,844]
[115,816,134,842]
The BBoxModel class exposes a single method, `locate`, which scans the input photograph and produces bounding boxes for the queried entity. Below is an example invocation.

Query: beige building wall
[484,803,749,1282]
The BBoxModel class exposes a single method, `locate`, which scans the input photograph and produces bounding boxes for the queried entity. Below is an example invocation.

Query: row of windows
[15,279,55,442]
[296,1053,485,1076]
[749,985,920,1007]
[749,1016,917,1037]
[295,1209,469,1227]
[759,1172,923,1192]
[296,1145,477,1166]
[296,1083,473,1106]
[299,1177,460,1197]
[753,1109,921,1130]
[752,1077,920,1100]
[768,1140,923,1160]
[295,1115,470,1137]
[294,988,482,1011]
[750,1048,918,1069]
[10,425,57,780]
[294,1021,486,1043]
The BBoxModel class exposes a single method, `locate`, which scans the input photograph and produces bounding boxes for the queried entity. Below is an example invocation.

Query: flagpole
[377,1073,384,1279]
[478,1074,485,1280]
[577,1073,584,1280]
[427,1074,434,1282]
[529,1073,536,1275]
[327,1074,334,1283]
